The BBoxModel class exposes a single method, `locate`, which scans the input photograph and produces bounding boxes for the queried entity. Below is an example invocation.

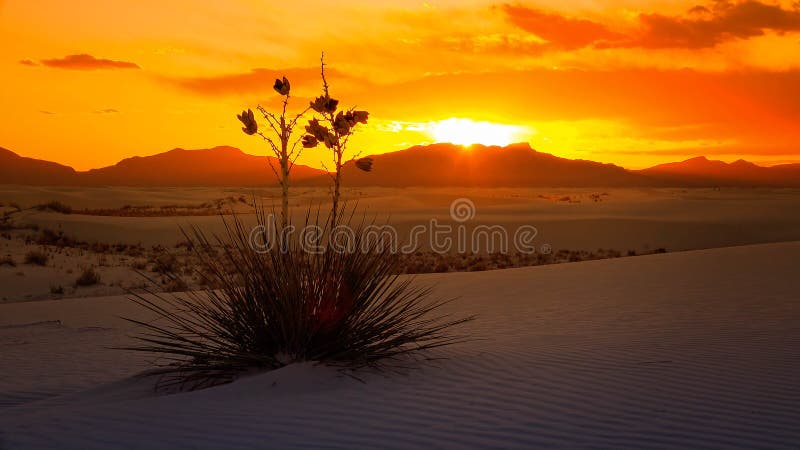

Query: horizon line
[3,142,799,173]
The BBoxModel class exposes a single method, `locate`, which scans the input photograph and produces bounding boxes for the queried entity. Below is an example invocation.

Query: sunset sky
[2,0,800,170]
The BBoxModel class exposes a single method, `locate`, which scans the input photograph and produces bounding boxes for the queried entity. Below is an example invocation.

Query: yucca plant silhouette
[301,53,372,223]
[124,55,473,392]
[123,206,473,391]
[237,75,308,227]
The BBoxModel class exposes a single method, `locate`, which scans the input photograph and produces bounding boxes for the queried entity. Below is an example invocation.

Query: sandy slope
[1,242,799,449]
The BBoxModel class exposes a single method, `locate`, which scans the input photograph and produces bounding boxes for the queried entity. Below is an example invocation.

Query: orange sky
[2,0,800,170]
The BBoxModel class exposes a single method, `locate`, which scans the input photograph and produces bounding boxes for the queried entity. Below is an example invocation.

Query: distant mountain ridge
[638,156,800,187]
[80,146,323,186]
[0,147,77,185]
[1,144,799,187]
[1,146,324,187]
[310,143,651,187]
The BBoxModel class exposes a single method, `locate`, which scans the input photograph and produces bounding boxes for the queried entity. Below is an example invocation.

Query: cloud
[357,68,800,151]
[498,4,622,50]
[626,0,800,49]
[501,1,800,50]
[608,146,800,157]
[166,67,368,97]
[19,59,38,66]
[39,54,140,70]
[93,108,119,114]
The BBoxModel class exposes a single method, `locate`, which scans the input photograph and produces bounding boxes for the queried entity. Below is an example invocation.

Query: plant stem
[332,143,342,224]
[280,96,290,228]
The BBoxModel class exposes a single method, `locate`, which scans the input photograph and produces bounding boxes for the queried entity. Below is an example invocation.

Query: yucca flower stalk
[302,53,370,223]
[237,76,309,227]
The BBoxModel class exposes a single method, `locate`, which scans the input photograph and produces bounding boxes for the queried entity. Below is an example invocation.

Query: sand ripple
[1,242,798,449]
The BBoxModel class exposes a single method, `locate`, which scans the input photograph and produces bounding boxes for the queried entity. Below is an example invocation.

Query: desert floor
[1,187,799,448]
[1,242,798,448]
[2,186,800,302]
[3,186,800,250]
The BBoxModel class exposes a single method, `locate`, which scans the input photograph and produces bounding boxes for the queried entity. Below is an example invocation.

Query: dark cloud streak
[39,54,140,70]
[628,0,800,49]
[499,4,622,50]
[501,1,800,50]
[166,67,367,97]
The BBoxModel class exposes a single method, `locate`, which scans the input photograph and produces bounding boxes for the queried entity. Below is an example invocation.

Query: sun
[429,118,523,147]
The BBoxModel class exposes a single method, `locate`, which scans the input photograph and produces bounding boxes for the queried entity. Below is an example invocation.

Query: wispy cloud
[499,4,622,50]
[39,54,140,70]
[622,0,800,49]
[165,67,367,96]
[501,1,800,50]
[608,146,800,157]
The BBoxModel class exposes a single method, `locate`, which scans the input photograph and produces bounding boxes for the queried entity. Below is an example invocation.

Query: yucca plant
[237,74,307,227]
[124,205,473,390]
[302,53,372,223]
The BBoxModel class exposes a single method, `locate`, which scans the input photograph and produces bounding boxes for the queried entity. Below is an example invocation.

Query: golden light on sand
[429,118,524,147]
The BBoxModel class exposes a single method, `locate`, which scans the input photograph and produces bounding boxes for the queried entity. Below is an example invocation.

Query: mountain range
[0,146,320,187]
[638,156,800,187]
[1,144,799,188]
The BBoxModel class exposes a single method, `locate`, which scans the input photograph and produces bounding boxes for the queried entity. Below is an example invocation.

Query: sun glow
[429,118,524,147]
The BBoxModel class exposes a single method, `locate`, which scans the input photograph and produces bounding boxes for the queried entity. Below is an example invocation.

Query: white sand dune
[1,242,799,448]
